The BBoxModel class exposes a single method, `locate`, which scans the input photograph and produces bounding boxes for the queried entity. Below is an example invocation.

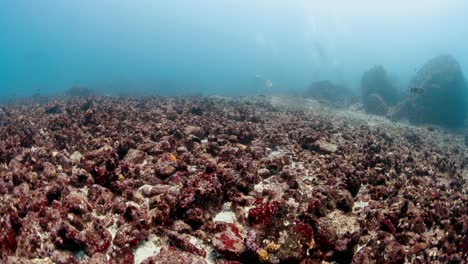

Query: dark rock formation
[392,55,467,127]
[304,80,357,108]
[361,65,399,115]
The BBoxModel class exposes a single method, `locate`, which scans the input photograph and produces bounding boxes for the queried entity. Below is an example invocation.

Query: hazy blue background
[1,0,468,100]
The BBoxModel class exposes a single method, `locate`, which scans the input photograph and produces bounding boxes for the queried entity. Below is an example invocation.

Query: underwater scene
[1,1,467,263]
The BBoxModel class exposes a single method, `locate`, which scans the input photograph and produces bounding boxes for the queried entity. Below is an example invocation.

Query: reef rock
[311,139,338,154]
[392,54,467,127]
[315,211,360,262]
[352,231,405,264]
[142,247,207,264]
[212,224,245,260]
[361,65,399,114]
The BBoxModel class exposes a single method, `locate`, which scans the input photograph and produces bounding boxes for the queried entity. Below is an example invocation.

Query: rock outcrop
[361,65,399,115]
[392,54,467,127]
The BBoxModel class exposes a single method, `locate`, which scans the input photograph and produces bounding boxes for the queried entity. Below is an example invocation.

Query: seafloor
[0,95,466,264]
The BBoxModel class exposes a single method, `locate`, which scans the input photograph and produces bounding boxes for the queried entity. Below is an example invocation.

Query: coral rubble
[0,96,466,263]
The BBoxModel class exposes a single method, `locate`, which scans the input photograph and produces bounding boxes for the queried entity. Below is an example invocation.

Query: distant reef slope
[303,80,357,108]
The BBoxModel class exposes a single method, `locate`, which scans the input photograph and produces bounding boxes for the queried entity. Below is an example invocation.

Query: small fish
[264,79,273,89]
[409,87,424,95]
[254,74,273,93]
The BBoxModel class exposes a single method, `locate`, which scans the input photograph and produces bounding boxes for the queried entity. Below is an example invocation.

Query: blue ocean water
[1,0,468,100]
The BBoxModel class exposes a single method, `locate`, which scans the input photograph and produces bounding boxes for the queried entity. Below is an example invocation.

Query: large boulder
[392,55,467,127]
[361,65,399,115]
[303,80,357,108]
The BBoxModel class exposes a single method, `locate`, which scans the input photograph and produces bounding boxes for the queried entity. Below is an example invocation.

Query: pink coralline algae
[212,224,245,259]
[248,199,281,226]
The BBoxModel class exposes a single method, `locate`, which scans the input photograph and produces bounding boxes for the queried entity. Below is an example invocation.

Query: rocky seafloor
[0,96,466,264]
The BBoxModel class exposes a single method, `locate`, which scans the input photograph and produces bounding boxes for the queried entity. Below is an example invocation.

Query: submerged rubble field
[0,96,467,263]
